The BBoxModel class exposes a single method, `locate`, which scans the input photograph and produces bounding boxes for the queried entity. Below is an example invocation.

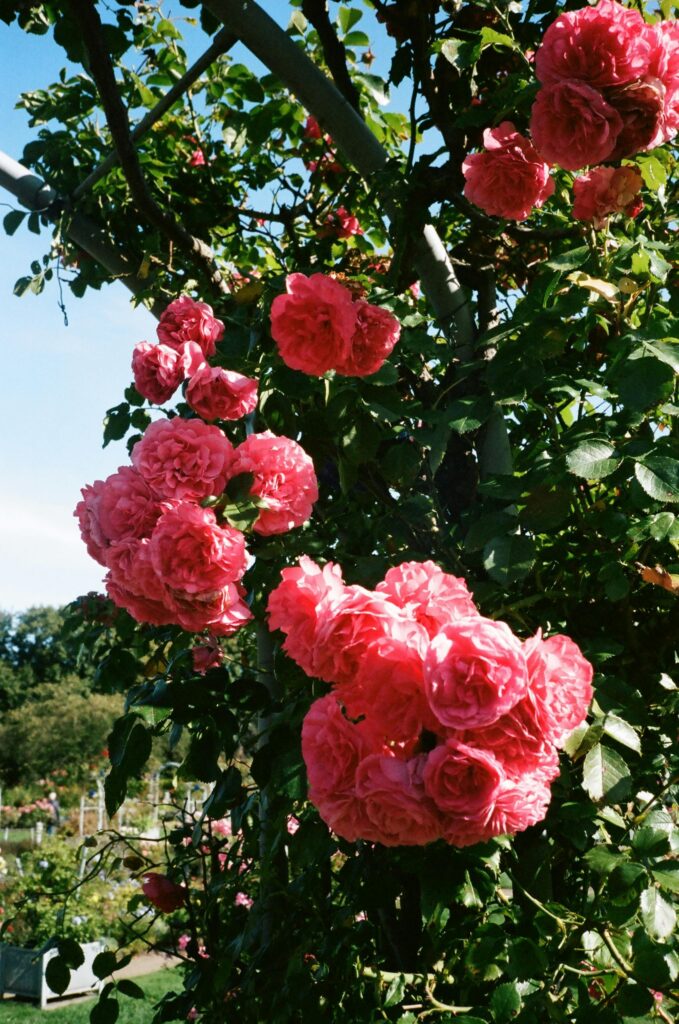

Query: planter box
[0,940,105,1008]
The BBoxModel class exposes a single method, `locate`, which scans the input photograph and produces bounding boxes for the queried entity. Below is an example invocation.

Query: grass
[0,969,180,1023]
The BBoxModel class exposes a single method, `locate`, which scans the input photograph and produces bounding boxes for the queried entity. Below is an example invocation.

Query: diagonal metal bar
[0,149,161,315]
[72,27,236,202]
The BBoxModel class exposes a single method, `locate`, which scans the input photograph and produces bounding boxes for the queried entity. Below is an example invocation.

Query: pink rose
[336,300,401,377]
[321,206,364,239]
[270,272,356,376]
[355,754,440,847]
[267,556,345,675]
[349,636,437,745]
[484,773,553,839]
[535,0,652,90]
[131,417,234,501]
[75,468,163,566]
[186,365,258,422]
[105,538,176,626]
[605,77,666,159]
[304,115,323,140]
[460,698,559,783]
[647,21,679,145]
[524,633,593,747]
[573,165,644,228]
[376,560,478,638]
[142,873,186,912]
[171,582,253,636]
[423,740,504,816]
[188,149,206,167]
[157,296,224,358]
[311,585,425,687]
[227,431,318,535]
[424,617,528,730]
[302,694,372,800]
[132,341,204,405]
[149,503,246,594]
[530,80,623,170]
[462,122,555,221]
[234,892,253,909]
[192,640,224,675]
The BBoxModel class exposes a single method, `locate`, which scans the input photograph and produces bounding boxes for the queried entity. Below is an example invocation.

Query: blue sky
[0,3,397,611]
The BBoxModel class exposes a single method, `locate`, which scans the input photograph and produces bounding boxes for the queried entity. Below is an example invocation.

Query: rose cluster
[463,1,678,225]
[270,272,401,377]
[76,297,319,635]
[268,558,593,848]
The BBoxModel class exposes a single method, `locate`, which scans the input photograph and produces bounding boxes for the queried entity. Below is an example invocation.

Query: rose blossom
[227,431,318,535]
[132,341,204,405]
[321,206,364,239]
[336,299,401,377]
[524,632,593,747]
[192,640,224,675]
[186,365,258,421]
[647,21,679,146]
[460,697,560,783]
[606,77,666,160]
[171,582,253,636]
[142,873,186,913]
[267,556,345,675]
[302,694,371,800]
[535,0,653,90]
[105,538,176,626]
[349,636,437,745]
[376,560,478,637]
[75,467,163,566]
[304,115,323,140]
[149,503,247,593]
[157,296,224,358]
[355,754,440,847]
[462,122,555,221]
[188,149,206,167]
[270,272,357,376]
[423,740,504,816]
[132,417,234,501]
[530,80,623,170]
[573,165,644,228]
[424,617,528,730]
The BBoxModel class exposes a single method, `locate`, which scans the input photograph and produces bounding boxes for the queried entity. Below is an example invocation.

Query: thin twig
[301,0,361,111]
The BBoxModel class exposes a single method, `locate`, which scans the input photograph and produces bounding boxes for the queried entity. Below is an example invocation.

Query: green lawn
[0,970,180,1024]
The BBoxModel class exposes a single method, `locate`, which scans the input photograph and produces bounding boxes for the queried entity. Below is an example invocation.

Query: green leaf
[616,357,674,411]
[652,868,679,894]
[636,153,668,191]
[490,981,522,1021]
[383,973,406,1008]
[447,396,493,434]
[584,845,625,875]
[640,887,676,941]
[545,246,589,271]
[582,743,631,803]
[482,534,536,585]
[566,440,621,480]
[117,979,144,999]
[45,956,71,995]
[202,766,242,818]
[344,30,370,46]
[634,457,679,504]
[92,950,118,980]
[3,209,26,235]
[440,37,482,70]
[338,5,362,33]
[58,938,85,969]
[602,714,641,754]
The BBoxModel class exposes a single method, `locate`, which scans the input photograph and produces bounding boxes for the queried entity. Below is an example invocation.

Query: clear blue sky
[0,3,399,611]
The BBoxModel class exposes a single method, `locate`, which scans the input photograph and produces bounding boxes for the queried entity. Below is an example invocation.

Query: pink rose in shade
[648,21,679,145]
[524,632,593,747]
[535,0,652,90]
[573,165,644,228]
[177,933,191,951]
[605,77,666,160]
[286,816,300,835]
[355,754,440,847]
[423,740,504,816]
[186,365,258,422]
[171,582,253,636]
[131,417,234,502]
[304,115,323,140]
[530,80,623,170]
[142,873,186,913]
[321,206,364,239]
[192,640,224,675]
[157,296,224,358]
[376,560,478,638]
[266,556,345,675]
[461,698,559,783]
[132,341,204,405]
[424,617,528,731]
[227,431,318,535]
[348,636,437,745]
[462,122,555,221]
[149,503,247,593]
[270,272,356,376]
[234,892,253,909]
[74,479,108,565]
[105,538,176,627]
[311,585,426,688]
[188,149,206,167]
[302,694,372,799]
[335,300,401,377]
